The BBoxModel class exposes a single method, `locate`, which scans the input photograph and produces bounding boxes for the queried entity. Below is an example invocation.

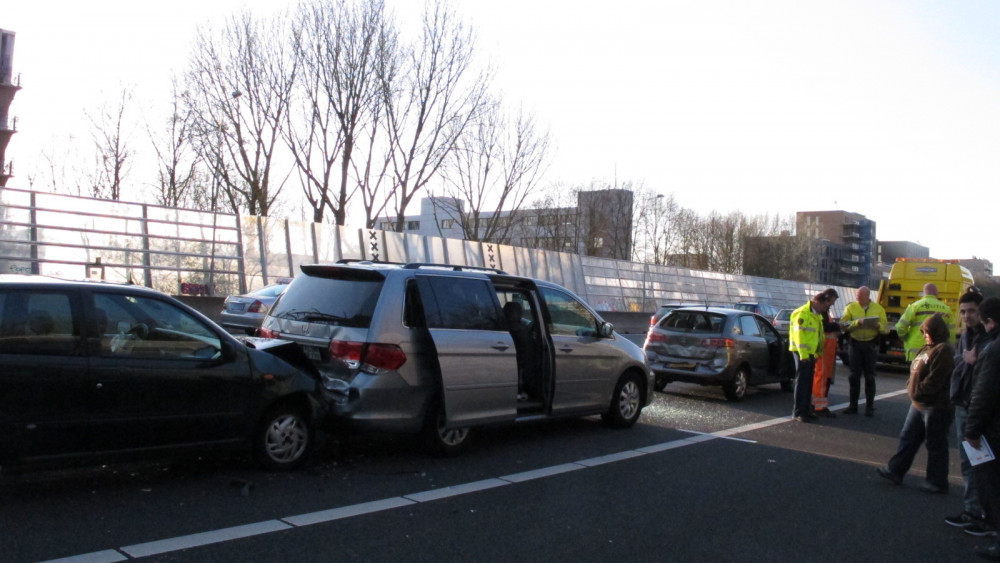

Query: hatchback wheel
[254,404,313,471]
[602,372,644,428]
[723,367,749,402]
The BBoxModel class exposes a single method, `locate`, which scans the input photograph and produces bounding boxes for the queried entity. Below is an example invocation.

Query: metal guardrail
[0,186,858,312]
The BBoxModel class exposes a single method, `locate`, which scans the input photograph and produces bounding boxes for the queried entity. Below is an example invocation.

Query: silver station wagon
[260,261,653,455]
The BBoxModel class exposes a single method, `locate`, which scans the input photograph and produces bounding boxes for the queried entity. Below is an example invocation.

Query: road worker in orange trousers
[812,290,841,418]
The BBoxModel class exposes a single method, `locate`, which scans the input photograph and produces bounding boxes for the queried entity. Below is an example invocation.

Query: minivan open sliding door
[414,274,517,426]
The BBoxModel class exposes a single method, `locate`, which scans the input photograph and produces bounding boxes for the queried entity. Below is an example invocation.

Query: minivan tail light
[363,343,407,371]
[328,340,407,372]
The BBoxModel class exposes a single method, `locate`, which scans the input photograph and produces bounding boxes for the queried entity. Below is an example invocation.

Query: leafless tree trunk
[438,99,550,242]
[288,0,390,224]
[87,87,135,200]
[185,11,296,216]
[367,0,491,229]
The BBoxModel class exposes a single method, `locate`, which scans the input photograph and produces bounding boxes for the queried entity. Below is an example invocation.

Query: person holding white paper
[963,297,1000,561]
[946,288,994,537]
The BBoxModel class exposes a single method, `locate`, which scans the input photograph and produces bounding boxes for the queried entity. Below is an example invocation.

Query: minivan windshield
[269,274,382,328]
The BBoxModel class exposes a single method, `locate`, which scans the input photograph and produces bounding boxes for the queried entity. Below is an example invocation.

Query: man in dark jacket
[946,288,993,536]
[964,297,1000,561]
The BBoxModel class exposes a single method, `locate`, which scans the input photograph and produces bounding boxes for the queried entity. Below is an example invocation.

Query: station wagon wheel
[422,398,473,456]
[723,366,749,402]
[254,403,313,471]
[602,372,644,428]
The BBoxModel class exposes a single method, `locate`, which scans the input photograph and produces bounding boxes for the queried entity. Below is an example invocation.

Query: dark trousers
[848,339,878,406]
[792,354,816,417]
[975,450,1000,538]
[887,404,952,489]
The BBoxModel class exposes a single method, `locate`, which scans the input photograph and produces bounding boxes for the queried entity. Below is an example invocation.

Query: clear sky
[5,0,1000,267]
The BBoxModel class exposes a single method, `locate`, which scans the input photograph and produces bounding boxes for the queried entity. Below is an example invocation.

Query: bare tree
[437,99,550,242]
[288,0,390,224]
[367,0,491,229]
[87,87,135,200]
[632,188,680,264]
[185,11,296,216]
[148,78,204,209]
[521,184,578,252]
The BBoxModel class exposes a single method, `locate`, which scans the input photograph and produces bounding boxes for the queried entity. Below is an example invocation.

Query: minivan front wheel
[254,403,313,471]
[422,399,473,456]
[602,372,644,428]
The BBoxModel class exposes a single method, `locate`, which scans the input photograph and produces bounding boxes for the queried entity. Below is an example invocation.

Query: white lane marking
[403,478,509,502]
[38,551,128,563]
[283,497,417,527]
[48,394,911,561]
[500,462,584,483]
[119,520,292,558]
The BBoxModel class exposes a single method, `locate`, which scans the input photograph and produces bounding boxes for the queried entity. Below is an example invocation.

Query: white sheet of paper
[964,437,996,466]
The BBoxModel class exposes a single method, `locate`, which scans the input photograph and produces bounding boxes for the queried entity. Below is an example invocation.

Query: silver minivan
[260,262,652,454]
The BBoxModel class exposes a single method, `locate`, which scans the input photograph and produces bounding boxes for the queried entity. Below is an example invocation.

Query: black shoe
[805,412,820,421]
[876,467,902,485]
[793,415,813,423]
[920,482,948,494]
[844,405,858,415]
[816,408,836,418]
[946,511,982,528]
[865,405,875,417]
[967,522,999,537]
[974,544,1000,561]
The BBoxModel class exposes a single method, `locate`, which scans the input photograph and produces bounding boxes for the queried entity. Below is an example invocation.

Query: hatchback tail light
[646,331,668,343]
[329,340,406,372]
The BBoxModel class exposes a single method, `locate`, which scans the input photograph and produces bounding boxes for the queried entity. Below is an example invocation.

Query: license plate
[303,345,323,361]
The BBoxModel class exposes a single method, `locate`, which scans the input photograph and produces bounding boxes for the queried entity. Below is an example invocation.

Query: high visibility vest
[895,295,954,361]
[788,302,824,360]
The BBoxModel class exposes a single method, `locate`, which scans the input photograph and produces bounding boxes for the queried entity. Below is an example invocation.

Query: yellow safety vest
[895,295,954,361]
[788,302,824,360]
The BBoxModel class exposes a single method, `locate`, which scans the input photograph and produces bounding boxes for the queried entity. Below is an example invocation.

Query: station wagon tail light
[329,340,407,372]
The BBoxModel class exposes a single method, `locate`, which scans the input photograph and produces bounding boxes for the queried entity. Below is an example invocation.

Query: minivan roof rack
[402,263,507,274]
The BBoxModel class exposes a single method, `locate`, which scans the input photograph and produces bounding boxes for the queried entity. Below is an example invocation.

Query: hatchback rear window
[269,272,382,328]
[660,311,724,333]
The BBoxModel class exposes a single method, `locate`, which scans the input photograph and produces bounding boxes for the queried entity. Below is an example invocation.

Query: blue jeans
[956,406,984,516]
[887,404,952,489]
[792,354,815,418]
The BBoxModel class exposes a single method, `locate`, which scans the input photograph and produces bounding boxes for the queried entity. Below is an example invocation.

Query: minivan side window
[0,290,81,356]
[540,287,598,337]
[421,277,504,331]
